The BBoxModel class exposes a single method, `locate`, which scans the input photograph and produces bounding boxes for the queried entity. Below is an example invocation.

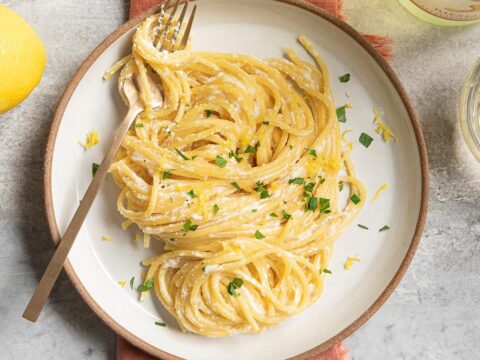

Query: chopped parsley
[322,268,333,274]
[262,121,270,125]
[379,225,390,232]
[358,224,369,230]
[213,204,219,215]
[289,144,293,150]
[304,181,316,192]
[231,182,241,190]
[255,230,265,239]
[319,198,331,214]
[135,123,144,128]
[338,181,344,191]
[155,322,166,327]
[227,278,244,297]
[129,277,135,290]
[215,155,227,168]
[251,209,258,213]
[255,181,270,199]
[183,219,198,233]
[269,212,278,217]
[306,196,318,211]
[137,278,154,292]
[359,132,374,148]
[351,194,361,204]
[318,176,326,184]
[339,73,351,83]
[205,109,213,117]
[191,155,198,160]
[282,210,292,221]
[228,150,242,163]
[175,148,190,160]
[187,189,197,198]
[163,171,172,180]
[289,177,304,185]
[92,162,100,176]
[306,148,317,159]
[337,106,347,123]
[244,144,258,154]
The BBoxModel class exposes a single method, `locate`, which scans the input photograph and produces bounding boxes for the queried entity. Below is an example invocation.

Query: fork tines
[154,0,197,52]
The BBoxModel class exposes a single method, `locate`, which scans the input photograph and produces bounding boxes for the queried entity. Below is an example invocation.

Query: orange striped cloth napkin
[117,1,392,359]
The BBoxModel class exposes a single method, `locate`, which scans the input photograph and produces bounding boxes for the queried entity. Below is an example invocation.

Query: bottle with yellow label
[399,0,480,26]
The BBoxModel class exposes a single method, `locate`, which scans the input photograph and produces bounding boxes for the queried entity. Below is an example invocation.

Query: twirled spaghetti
[109,14,365,336]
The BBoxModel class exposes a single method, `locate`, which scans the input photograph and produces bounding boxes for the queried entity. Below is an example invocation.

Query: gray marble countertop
[1,1,479,359]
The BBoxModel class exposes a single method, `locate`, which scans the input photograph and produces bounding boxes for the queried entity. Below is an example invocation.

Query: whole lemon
[0,5,46,114]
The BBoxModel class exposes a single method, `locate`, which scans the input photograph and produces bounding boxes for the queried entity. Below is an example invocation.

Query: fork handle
[22,105,141,322]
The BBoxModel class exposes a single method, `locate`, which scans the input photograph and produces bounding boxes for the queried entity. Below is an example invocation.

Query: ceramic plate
[44,0,428,358]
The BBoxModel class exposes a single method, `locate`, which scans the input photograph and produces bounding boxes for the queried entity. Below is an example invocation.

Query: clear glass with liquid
[460,59,480,161]
[399,0,480,26]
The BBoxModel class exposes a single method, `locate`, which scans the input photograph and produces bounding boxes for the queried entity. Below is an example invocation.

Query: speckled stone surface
[1,1,479,359]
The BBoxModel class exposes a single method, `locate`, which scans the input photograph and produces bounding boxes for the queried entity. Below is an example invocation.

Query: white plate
[45,0,428,359]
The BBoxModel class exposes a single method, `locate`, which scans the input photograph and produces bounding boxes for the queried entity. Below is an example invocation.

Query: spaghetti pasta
[109,14,365,336]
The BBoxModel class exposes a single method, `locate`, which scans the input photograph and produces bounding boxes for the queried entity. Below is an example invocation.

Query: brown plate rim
[43,1,429,359]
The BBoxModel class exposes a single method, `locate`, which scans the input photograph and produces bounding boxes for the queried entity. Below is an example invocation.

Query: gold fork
[22,0,197,323]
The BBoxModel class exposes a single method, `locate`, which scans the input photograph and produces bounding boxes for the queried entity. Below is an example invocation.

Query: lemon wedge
[0,5,46,114]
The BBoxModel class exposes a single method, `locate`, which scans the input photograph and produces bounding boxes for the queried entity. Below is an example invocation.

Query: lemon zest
[373,107,397,142]
[372,183,388,201]
[344,256,361,270]
[79,130,100,150]
[101,235,111,241]
[118,280,126,287]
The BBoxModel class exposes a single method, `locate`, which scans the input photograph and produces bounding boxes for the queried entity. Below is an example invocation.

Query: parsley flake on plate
[288,177,304,185]
[227,278,244,297]
[92,162,100,176]
[319,197,331,214]
[359,132,374,148]
[339,73,351,83]
[306,196,318,211]
[244,143,258,154]
[306,148,317,159]
[187,189,197,198]
[255,230,265,239]
[215,155,227,168]
[228,150,242,163]
[255,181,270,199]
[183,219,198,233]
[137,278,154,292]
[175,148,190,160]
[231,181,241,190]
[282,210,292,221]
[337,106,347,123]
[351,194,361,204]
